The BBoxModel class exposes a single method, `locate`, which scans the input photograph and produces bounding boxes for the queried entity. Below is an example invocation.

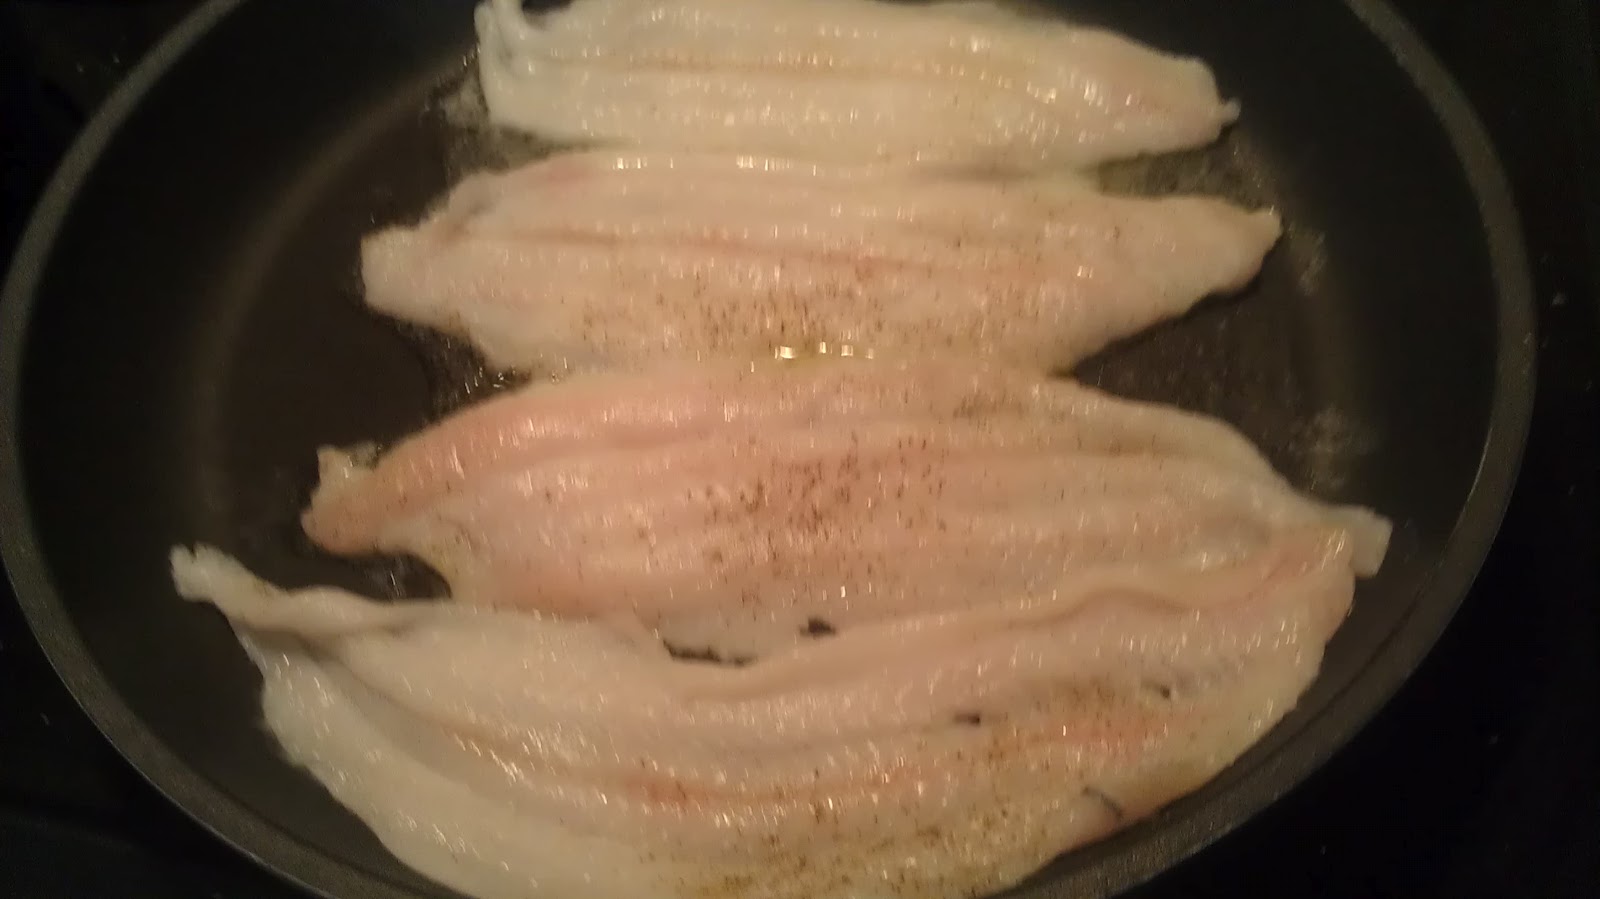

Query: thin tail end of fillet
[362,215,550,372]
[475,0,534,63]
[171,544,261,609]
[1180,49,1242,131]
[1190,35,1240,125]
[1243,206,1286,257]
[169,543,292,631]
[1172,50,1242,133]
[358,228,415,311]
[299,446,383,555]
[1209,206,1285,294]
[359,228,465,341]
[1254,206,1285,236]
[1331,506,1394,578]
[1229,206,1285,290]
[1091,45,1241,158]
[171,544,442,639]
[1064,201,1281,365]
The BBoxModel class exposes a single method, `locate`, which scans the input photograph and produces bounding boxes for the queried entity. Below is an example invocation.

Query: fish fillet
[475,0,1240,169]
[361,151,1281,374]
[173,523,1356,899]
[302,358,1389,659]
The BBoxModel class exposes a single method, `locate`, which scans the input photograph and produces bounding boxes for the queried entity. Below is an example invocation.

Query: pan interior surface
[0,1,1532,898]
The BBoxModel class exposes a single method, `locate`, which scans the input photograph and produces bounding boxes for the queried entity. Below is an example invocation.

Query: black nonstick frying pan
[0,1,1535,897]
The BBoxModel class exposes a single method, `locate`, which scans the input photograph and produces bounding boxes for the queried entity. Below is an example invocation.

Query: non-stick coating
[0,1,1533,897]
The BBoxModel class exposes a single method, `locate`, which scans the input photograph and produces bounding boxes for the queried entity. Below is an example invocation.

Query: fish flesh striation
[173,518,1359,899]
[475,0,1240,169]
[362,151,1281,374]
[165,4,1384,894]
[302,359,1388,659]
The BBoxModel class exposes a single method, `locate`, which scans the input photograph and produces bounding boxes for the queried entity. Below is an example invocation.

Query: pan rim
[0,1,1537,898]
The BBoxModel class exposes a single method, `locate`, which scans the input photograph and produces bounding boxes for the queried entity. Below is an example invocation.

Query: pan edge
[0,2,414,898]
[1028,1,1538,895]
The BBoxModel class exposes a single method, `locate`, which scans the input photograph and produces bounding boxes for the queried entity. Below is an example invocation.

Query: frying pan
[0,1,1535,897]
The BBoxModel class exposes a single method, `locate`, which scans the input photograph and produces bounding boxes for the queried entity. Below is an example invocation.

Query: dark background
[2,2,1596,897]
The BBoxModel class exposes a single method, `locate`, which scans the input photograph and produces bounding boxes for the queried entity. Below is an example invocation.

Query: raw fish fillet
[302,358,1389,659]
[173,522,1360,899]
[475,0,1240,169]
[362,151,1281,374]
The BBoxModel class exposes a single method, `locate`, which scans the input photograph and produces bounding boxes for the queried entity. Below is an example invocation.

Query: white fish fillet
[173,523,1356,899]
[302,359,1389,659]
[362,151,1281,374]
[475,0,1241,168]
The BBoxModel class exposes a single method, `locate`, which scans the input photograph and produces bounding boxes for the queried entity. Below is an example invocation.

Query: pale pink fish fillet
[171,527,1350,899]
[301,359,1390,659]
[475,0,1241,169]
[304,358,1286,548]
[361,150,1282,374]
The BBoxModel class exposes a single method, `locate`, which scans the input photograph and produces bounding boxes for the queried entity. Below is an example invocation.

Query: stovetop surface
[2,2,1597,897]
